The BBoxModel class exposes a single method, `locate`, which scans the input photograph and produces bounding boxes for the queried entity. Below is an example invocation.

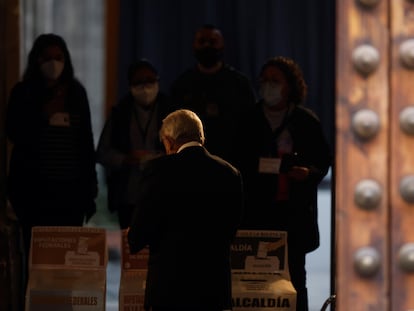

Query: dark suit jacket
[128,145,244,310]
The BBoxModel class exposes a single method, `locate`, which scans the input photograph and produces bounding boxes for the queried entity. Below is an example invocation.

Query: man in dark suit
[128,109,244,311]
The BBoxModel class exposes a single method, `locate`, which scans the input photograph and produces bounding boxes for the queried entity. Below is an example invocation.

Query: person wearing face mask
[234,56,332,311]
[96,59,173,229]
[6,33,98,301]
[170,24,256,164]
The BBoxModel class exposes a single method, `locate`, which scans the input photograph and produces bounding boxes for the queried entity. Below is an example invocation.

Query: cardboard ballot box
[231,230,296,311]
[232,274,296,310]
[25,226,107,311]
[118,229,149,311]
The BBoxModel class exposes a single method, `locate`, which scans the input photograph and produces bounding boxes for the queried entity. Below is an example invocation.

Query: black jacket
[6,79,97,217]
[98,92,172,213]
[128,146,244,310]
[170,64,256,163]
[236,102,331,253]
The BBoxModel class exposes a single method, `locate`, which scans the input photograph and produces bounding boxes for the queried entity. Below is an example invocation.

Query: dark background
[117,0,336,149]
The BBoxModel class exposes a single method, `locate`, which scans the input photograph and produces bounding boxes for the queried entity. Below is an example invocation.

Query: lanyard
[269,107,291,156]
[132,104,156,145]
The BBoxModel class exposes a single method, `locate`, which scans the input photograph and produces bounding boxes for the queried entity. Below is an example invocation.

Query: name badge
[49,112,70,127]
[258,157,281,174]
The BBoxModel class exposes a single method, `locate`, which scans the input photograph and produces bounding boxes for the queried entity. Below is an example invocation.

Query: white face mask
[130,83,159,106]
[260,82,283,107]
[40,60,64,80]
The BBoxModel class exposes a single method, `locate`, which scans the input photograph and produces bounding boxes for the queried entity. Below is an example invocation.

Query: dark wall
[118,0,336,149]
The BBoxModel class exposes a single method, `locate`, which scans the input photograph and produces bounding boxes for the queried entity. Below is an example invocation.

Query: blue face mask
[259,82,283,106]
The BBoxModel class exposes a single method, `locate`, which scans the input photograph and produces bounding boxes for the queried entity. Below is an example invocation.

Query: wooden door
[336,0,414,310]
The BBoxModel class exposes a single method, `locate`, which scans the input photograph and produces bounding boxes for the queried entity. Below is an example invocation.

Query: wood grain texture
[390,0,414,310]
[336,0,390,310]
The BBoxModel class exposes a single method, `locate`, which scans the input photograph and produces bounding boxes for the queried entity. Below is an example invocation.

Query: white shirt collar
[177,141,202,153]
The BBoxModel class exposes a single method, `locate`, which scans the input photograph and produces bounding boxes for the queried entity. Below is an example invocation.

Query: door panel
[336,0,389,310]
[390,1,414,310]
[336,0,414,310]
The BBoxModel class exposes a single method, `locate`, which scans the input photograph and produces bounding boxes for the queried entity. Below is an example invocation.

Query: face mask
[194,47,223,68]
[40,60,64,80]
[260,82,283,107]
[130,83,159,106]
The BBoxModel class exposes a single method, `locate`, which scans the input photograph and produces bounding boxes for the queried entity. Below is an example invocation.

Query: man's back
[128,145,243,310]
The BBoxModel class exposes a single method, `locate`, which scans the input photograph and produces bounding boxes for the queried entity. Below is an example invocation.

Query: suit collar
[177,141,203,153]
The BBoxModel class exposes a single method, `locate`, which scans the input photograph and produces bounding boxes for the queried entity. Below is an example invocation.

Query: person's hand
[124,151,163,168]
[123,153,142,166]
[287,166,309,181]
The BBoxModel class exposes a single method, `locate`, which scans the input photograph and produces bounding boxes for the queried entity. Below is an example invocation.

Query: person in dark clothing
[128,109,244,311]
[235,56,332,311]
[170,24,256,164]
[97,59,173,229]
[6,33,98,296]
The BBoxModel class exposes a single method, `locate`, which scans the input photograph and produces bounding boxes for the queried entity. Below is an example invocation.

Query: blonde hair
[160,109,205,145]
